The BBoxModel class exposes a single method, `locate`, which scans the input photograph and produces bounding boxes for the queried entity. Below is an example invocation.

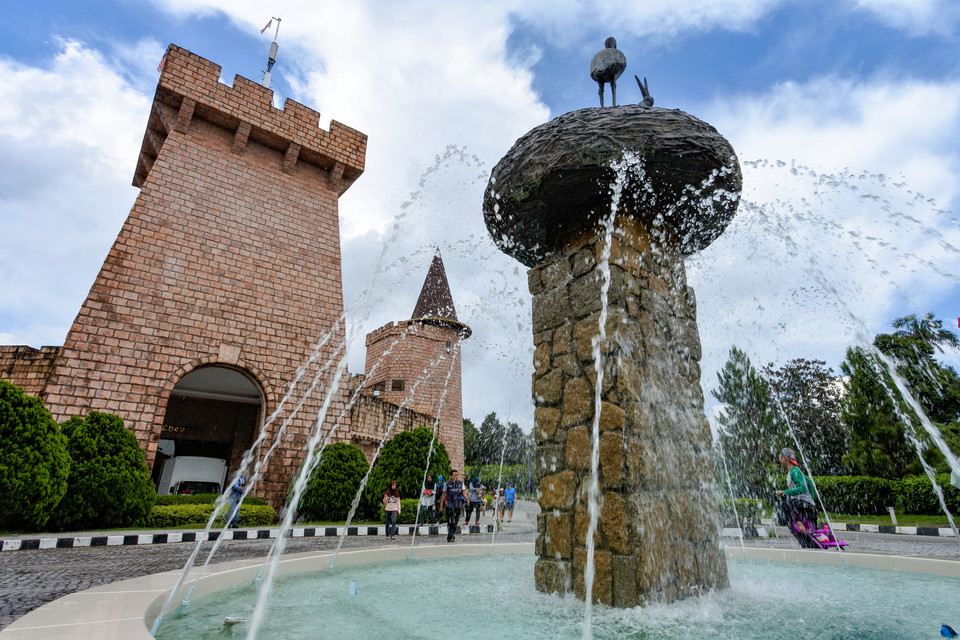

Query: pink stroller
[789,518,848,550]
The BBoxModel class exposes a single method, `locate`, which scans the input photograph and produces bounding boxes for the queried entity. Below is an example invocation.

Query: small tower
[363,251,470,468]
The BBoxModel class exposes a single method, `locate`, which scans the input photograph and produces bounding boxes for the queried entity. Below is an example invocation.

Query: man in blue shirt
[440,470,469,542]
[504,482,516,522]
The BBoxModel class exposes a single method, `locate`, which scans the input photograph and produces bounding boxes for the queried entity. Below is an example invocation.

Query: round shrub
[363,427,451,517]
[52,411,155,531]
[0,380,69,532]
[296,442,370,522]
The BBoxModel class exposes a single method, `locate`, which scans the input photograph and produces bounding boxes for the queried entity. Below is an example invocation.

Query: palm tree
[893,313,959,352]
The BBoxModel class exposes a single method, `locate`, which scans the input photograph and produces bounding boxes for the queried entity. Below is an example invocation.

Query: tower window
[446,341,452,354]
[391,379,405,392]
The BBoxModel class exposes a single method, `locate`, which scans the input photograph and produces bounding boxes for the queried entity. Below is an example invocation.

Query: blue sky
[1,0,959,429]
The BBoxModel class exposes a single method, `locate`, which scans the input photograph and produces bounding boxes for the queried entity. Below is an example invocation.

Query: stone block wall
[40,44,367,506]
[363,321,465,468]
[531,216,728,606]
[348,393,436,460]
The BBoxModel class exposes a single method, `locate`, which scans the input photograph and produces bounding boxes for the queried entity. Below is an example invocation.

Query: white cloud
[0,40,146,347]
[691,75,960,403]
[853,0,960,36]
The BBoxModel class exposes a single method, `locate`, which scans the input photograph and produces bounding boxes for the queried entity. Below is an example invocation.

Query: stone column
[483,104,740,607]
[531,216,728,606]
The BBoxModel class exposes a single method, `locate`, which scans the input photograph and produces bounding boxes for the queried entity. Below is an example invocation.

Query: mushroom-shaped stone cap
[483,105,742,268]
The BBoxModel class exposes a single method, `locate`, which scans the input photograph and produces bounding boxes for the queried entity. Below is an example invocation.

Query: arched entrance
[153,366,263,493]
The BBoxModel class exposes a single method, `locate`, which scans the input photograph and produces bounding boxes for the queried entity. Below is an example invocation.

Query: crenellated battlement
[134,44,366,194]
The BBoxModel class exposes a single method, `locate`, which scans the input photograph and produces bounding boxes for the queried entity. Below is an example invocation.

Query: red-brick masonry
[34,45,368,507]
[0,346,61,397]
[363,321,465,469]
[1,45,468,508]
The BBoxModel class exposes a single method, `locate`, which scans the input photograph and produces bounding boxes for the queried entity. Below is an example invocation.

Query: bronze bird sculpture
[590,37,626,107]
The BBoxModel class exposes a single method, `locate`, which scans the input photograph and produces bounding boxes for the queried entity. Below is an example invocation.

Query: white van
[157,456,228,495]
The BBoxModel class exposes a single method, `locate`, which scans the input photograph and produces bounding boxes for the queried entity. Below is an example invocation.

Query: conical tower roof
[411,251,471,338]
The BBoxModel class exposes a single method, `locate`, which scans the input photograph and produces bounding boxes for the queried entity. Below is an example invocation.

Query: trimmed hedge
[148,503,276,528]
[719,498,765,525]
[154,493,267,507]
[0,380,69,532]
[812,476,896,515]
[897,474,960,515]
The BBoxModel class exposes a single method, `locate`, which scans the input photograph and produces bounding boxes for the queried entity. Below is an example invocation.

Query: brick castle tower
[362,252,470,468]
[39,45,367,504]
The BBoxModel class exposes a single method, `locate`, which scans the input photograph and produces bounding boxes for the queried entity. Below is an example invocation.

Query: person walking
[418,474,437,524]
[227,472,246,529]
[383,480,401,540]
[465,476,484,526]
[503,482,517,522]
[775,447,818,547]
[433,474,445,519]
[440,470,468,542]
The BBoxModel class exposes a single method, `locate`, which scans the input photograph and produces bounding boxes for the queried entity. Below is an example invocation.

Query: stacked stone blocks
[532,216,728,606]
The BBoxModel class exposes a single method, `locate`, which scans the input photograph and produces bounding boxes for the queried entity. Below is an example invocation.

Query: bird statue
[590,37,626,107]
[636,75,654,107]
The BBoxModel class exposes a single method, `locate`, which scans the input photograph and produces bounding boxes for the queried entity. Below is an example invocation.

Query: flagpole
[262,17,282,89]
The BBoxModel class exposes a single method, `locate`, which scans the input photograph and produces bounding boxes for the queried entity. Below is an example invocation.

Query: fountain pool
[142,545,957,640]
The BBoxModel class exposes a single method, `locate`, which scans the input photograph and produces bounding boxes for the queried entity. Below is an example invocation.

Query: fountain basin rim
[3,544,959,640]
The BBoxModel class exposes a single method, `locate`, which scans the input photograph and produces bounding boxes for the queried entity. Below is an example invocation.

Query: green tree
[712,346,784,499]
[841,313,960,478]
[840,347,918,478]
[463,418,480,465]
[362,427,451,516]
[763,358,846,475]
[477,412,506,464]
[297,442,369,521]
[51,411,155,531]
[892,313,959,352]
[0,380,69,532]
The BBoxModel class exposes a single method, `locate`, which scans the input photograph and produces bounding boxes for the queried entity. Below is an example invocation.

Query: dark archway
[154,366,263,493]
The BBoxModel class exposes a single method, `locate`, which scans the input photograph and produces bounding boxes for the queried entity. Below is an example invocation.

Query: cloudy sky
[1,0,959,430]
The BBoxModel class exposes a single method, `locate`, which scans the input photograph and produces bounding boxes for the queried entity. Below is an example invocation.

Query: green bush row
[751,474,960,516]
[154,494,267,507]
[812,476,896,514]
[148,503,276,528]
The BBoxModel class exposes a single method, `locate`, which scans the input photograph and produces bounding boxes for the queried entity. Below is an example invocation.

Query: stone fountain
[483,96,741,605]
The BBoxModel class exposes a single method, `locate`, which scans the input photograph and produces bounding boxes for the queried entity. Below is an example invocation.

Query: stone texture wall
[0,346,61,397]
[40,45,367,507]
[348,393,437,460]
[363,321,465,469]
[531,216,728,606]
